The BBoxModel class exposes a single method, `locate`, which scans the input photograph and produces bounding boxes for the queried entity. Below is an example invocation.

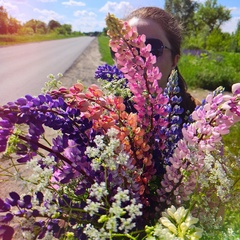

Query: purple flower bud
[15,98,27,106]
[17,154,32,163]
[0,199,11,212]
[23,195,32,209]
[0,120,12,128]
[0,145,7,152]
[0,213,13,223]
[38,95,46,104]
[36,192,44,204]
[32,209,40,217]
[19,105,30,113]
[31,98,41,106]
[6,192,20,206]
[0,225,14,240]
[25,94,33,101]
[15,209,26,217]
[0,129,10,136]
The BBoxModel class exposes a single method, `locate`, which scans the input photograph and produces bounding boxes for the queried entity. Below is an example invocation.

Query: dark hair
[124,7,181,56]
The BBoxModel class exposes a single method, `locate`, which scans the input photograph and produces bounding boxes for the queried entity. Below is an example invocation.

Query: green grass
[178,52,240,91]
[223,122,240,156]
[98,35,114,65]
[0,33,82,46]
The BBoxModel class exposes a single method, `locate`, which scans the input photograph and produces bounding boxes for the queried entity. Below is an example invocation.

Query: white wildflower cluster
[199,152,233,202]
[85,127,130,171]
[84,182,108,216]
[83,186,142,239]
[89,182,108,201]
[21,156,59,217]
[83,224,110,240]
[146,205,203,240]
[25,155,56,192]
[42,73,63,93]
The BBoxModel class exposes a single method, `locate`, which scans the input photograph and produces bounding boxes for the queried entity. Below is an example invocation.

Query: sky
[1,0,240,33]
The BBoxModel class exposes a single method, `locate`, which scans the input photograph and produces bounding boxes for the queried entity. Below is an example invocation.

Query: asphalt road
[0,36,94,105]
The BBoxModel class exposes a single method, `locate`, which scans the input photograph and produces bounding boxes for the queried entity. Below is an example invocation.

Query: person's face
[128,18,179,88]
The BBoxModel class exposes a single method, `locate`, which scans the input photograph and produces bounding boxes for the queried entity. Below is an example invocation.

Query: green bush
[179,52,240,91]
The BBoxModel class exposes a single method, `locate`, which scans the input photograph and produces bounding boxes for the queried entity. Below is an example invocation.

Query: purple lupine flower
[95,64,124,81]
[6,192,20,207]
[0,213,13,223]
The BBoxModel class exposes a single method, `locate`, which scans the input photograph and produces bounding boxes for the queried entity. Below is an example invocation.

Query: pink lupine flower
[232,82,240,95]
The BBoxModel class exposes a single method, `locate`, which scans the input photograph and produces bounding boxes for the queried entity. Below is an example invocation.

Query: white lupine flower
[160,217,177,235]
[159,205,203,239]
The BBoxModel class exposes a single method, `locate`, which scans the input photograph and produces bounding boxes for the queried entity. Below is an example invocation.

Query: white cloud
[229,6,240,16]
[71,18,105,32]
[10,0,27,3]
[62,0,86,6]
[194,0,206,3]
[33,8,64,22]
[221,16,240,33]
[37,0,57,2]
[74,10,96,17]
[99,1,134,18]
[0,1,18,12]
[221,7,240,33]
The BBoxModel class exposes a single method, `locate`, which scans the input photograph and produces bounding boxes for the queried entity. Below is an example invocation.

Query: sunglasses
[110,38,172,59]
[145,38,172,57]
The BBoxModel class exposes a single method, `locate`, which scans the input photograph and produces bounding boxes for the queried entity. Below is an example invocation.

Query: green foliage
[194,0,231,33]
[0,6,8,34]
[98,35,114,65]
[223,122,240,156]
[164,0,198,34]
[0,33,81,46]
[179,52,240,91]
[206,29,232,51]
[0,6,76,37]
[48,19,61,31]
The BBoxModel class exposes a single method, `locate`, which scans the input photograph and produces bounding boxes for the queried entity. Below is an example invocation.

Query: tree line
[1,0,240,51]
[0,6,80,36]
[164,0,240,52]
[102,0,240,52]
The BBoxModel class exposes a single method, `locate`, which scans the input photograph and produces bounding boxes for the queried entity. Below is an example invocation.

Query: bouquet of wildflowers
[0,14,240,240]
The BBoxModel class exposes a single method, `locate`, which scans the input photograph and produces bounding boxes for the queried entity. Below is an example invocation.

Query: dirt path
[59,37,104,88]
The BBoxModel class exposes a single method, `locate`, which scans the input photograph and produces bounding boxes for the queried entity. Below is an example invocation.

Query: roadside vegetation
[0,32,83,46]
[0,6,101,46]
